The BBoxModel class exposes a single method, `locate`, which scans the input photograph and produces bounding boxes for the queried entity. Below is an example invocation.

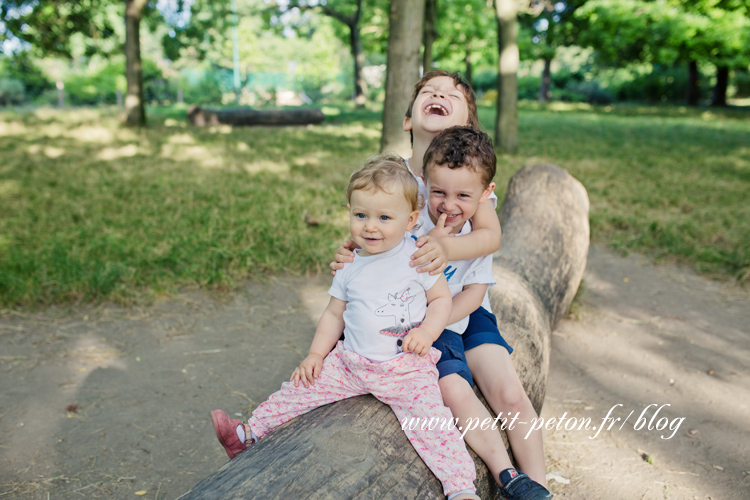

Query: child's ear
[403,116,412,132]
[406,210,420,230]
[479,182,496,203]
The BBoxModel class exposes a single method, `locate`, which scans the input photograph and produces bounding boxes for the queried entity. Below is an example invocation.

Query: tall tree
[575,0,750,106]
[125,0,147,126]
[430,0,496,89]
[0,0,169,125]
[381,0,425,155]
[271,0,380,107]
[520,1,588,102]
[422,0,438,71]
[494,0,519,153]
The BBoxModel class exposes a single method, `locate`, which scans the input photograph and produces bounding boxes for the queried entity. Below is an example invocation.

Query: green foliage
[0,78,25,105]
[575,0,750,69]
[180,70,225,105]
[1,1,122,58]
[63,62,123,105]
[0,52,53,100]
[733,70,750,97]
[614,64,710,103]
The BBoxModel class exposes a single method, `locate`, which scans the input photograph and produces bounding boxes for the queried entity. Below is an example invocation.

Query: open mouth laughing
[423,103,449,116]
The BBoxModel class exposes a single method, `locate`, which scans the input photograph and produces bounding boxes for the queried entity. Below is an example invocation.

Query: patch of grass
[0,105,378,306]
[479,101,750,283]
[1,102,748,307]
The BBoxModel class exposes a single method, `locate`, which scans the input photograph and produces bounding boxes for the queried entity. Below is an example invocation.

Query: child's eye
[355,213,366,219]
[459,193,470,198]
[379,215,390,221]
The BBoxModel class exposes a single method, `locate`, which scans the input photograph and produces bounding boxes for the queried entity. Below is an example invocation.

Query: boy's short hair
[422,126,496,187]
[405,70,479,130]
[346,153,422,212]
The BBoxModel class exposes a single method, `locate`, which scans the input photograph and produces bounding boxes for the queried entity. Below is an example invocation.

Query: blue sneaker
[499,469,553,500]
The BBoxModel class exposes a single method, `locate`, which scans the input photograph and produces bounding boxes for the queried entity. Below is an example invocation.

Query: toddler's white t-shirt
[329,236,441,362]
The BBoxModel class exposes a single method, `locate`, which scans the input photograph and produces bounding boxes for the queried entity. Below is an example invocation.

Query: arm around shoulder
[443,200,501,261]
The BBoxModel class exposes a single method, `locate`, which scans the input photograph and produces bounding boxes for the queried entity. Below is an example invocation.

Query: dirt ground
[1,244,748,500]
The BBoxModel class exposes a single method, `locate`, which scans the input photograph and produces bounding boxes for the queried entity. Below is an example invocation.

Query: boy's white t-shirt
[411,218,495,334]
[405,157,497,332]
[328,236,441,362]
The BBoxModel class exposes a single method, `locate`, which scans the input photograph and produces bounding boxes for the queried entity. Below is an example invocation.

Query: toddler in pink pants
[211,154,479,500]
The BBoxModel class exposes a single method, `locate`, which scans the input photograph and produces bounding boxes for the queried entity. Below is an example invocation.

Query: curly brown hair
[422,126,496,187]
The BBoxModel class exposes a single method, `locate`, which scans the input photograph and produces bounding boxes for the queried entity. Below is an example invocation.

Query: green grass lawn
[1,102,748,308]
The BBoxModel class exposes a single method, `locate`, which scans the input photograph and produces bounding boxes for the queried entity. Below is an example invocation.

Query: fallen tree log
[187,106,326,127]
[179,164,589,500]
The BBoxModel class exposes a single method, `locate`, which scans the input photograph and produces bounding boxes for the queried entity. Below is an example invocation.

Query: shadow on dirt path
[543,246,750,500]
[0,277,329,499]
[1,245,748,499]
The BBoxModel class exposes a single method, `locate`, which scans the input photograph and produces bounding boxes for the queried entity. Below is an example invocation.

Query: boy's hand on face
[329,240,359,276]
[291,353,324,388]
[401,327,435,357]
[411,214,450,275]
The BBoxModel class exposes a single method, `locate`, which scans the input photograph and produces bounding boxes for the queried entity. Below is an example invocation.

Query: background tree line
[2,0,749,130]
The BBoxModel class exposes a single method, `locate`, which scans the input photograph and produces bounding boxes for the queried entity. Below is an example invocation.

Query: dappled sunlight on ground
[0,179,21,197]
[65,126,116,144]
[242,159,291,175]
[27,144,66,158]
[166,132,197,144]
[97,144,140,161]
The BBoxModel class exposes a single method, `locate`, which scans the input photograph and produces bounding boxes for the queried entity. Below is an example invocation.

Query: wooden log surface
[179,164,590,500]
[187,106,326,127]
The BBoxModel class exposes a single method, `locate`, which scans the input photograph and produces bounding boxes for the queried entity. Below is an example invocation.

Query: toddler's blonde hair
[346,153,422,212]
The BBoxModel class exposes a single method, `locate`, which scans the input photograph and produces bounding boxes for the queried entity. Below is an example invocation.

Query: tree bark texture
[686,60,700,106]
[465,46,473,89]
[351,18,368,107]
[422,0,438,71]
[178,164,590,500]
[711,66,729,107]
[495,0,519,153]
[187,106,325,127]
[125,0,147,127]
[381,0,426,157]
[539,58,551,102]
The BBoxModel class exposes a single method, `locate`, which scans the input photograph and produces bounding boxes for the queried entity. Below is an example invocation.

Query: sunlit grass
[480,102,750,282]
[1,102,748,307]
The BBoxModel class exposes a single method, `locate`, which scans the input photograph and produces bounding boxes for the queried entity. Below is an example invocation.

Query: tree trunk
[539,58,551,102]
[177,164,590,500]
[124,0,147,127]
[711,66,729,107]
[686,60,700,106]
[350,0,367,108]
[187,106,325,126]
[495,0,519,153]
[423,0,438,71]
[381,0,426,156]
[465,45,473,88]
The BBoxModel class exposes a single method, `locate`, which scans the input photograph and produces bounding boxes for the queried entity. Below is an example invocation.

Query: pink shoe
[210,410,247,459]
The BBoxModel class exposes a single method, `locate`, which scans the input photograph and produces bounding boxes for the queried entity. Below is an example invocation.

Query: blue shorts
[432,307,513,388]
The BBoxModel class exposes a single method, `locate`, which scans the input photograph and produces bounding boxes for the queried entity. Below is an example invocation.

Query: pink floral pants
[248,342,476,495]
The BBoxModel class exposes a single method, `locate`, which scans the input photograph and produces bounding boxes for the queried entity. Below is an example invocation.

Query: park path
[1,245,748,499]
